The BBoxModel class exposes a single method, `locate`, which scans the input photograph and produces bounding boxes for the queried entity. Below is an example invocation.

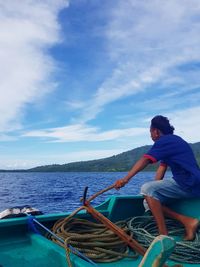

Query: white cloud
[0,148,127,169]
[2,0,200,158]
[21,0,200,147]
[140,87,200,113]
[79,64,164,122]
[75,0,200,123]
[23,123,147,142]
[170,107,200,143]
[65,100,86,110]
[106,0,200,60]
[0,0,68,132]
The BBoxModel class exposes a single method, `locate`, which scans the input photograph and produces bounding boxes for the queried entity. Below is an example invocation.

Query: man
[143,163,167,213]
[114,115,199,240]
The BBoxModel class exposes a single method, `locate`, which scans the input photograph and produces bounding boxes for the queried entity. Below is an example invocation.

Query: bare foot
[184,218,199,241]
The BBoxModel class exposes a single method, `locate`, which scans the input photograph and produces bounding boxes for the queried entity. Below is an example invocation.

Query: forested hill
[25,142,200,172]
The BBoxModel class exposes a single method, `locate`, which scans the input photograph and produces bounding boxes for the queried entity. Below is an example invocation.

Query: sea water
[0,172,171,214]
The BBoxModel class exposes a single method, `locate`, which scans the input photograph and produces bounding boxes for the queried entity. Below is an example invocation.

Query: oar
[80,184,115,203]
[82,186,146,256]
[81,186,172,267]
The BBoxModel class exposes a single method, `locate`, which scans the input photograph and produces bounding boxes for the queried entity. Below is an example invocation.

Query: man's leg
[162,205,199,240]
[141,179,199,240]
[145,195,168,235]
[145,195,199,240]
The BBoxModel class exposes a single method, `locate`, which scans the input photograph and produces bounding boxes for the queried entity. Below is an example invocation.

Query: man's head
[150,115,175,141]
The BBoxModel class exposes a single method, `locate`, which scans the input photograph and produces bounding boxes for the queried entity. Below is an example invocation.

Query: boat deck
[0,195,200,267]
[0,233,197,267]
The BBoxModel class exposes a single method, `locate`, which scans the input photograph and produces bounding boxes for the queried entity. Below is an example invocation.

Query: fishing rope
[49,212,200,265]
[128,215,200,264]
[48,184,200,265]
[48,185,143,264]
[49,215,138,263]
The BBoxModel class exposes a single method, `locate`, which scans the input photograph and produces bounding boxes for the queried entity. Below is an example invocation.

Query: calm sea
[0,172,171,214]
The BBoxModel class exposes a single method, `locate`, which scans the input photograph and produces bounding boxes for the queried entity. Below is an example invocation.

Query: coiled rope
[49,216,138,263]
[48,184,200,265]
[128,215,200,264]
[49,213,200,265]
[47,185,140,265]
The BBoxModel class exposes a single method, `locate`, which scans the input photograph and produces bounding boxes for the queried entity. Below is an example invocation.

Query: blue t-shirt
[144,134,200,196]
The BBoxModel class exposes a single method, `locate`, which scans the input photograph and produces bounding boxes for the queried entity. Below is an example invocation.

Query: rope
[48,210,200,264]
[26,213,97,266]
[84,185,115,203]
[48,185,142,264]
[49,216,138,263]
[80,184,115,203]
[48,185,200,265]
[128,215,200,264]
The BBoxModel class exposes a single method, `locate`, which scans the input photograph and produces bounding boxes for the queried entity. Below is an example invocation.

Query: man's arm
[114,157,151,189]
[154,164,167,180]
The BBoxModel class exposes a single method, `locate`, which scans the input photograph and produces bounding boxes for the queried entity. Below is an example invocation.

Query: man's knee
[141,181,156,196]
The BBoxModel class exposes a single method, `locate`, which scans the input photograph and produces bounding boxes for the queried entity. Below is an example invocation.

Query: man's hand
[114,178,128,190]
[113,157,150,191]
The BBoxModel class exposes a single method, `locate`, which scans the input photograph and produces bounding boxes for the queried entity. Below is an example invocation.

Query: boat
[0,189,200,267]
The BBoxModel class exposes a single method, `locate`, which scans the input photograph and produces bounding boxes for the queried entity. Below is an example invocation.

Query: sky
[1,0,200,169]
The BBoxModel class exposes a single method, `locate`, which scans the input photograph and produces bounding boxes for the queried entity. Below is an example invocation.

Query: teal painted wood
[0,195,200,267]
[0,233,67,267]
[138,235,176,267]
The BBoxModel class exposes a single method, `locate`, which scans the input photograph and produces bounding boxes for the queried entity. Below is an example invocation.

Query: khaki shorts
[141,178,194,204]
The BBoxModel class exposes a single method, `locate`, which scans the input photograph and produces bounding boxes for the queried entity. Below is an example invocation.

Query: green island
[1,142,200,172]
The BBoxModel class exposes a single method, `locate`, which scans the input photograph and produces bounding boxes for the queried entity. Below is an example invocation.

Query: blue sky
[1,0,200,169]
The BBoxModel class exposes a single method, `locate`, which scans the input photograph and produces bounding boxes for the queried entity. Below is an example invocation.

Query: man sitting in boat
[114,115,200,241]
